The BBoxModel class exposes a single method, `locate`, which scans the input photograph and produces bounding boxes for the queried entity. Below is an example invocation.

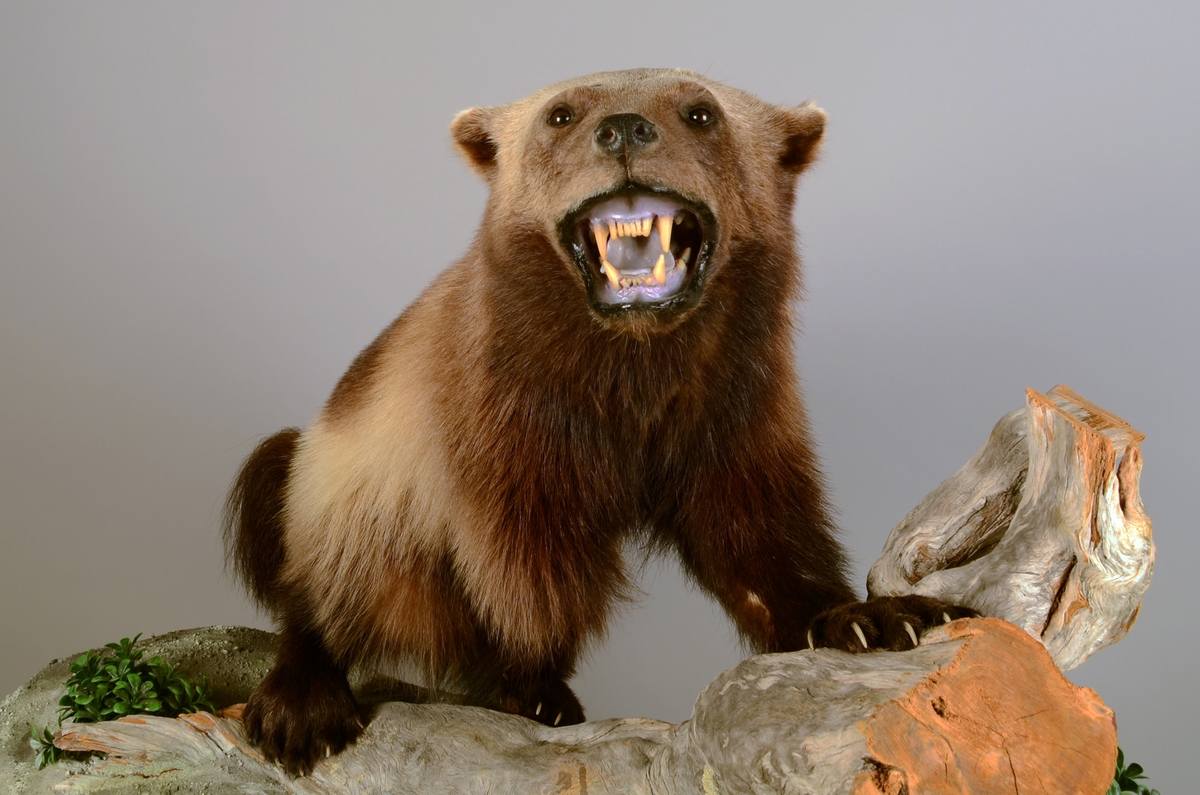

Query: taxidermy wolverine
[225,68,972,775]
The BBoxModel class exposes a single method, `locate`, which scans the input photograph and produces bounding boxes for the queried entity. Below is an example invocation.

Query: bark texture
[867,385,1153,670]
[42,620,1115,795]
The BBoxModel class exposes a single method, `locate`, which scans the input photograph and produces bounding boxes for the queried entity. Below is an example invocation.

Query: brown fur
[224,68,970,776]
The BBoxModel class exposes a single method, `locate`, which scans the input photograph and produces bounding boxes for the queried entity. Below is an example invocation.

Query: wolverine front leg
[495,660,586,728]
[458,628,587,727]
[664,439,970,653]
[243,621,364,777]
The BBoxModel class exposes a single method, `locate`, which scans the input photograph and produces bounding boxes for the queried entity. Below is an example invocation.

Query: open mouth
[565,190,711,311]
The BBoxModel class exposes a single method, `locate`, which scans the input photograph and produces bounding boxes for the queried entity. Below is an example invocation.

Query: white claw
[325,745,332,759]
[535,702,542,716]
[904,621,919,647]
[807,629,814,650]
[554,712,562,726]
[851,621,869,649]
[943,612,953,625]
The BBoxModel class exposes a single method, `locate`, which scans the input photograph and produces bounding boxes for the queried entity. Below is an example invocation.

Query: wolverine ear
[777,102,826,173]
[451,106,502,180]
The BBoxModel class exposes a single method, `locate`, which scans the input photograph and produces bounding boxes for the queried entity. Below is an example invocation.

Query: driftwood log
[868,385,1154,670]
[46,620,1114,795]
[0,386,1151,794]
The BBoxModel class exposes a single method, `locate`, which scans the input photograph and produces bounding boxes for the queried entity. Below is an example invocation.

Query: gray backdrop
[2,2,1196,789]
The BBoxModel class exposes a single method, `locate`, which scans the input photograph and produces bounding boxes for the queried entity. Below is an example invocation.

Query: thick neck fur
[438,206,810,537]
[473,205,801,419]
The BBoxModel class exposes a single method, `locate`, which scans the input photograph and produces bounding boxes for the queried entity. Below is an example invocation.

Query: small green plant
[30,634,217,770]
[1108,747,1160,795]
[28,725,63,770]
[57,634,215,723]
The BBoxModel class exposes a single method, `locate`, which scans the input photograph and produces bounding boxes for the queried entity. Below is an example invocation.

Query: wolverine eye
[686,106,715,127]
[548,106,574,127]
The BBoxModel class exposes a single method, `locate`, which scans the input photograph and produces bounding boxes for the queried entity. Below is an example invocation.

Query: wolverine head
[450,69,824,329]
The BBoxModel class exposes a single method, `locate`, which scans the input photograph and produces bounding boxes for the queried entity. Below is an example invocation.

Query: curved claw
[904,621,919,647]
[943,612,953,624]
[851,621,869,649]
[553,712,563,727]
[807,629,814,650]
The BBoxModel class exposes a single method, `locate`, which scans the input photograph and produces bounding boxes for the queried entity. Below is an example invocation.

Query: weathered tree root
[52,620,1115,795]
[868,385,1153,670]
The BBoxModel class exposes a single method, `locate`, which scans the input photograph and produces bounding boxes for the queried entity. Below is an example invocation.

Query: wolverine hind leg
[243,619,364,777]
[225,430,364,775]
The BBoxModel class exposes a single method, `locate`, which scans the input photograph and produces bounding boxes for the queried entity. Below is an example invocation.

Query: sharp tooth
[602,261,620,290]
[653,254,666,284]
[678,247,692,268]
[656,216,672,253]
[619,277,629,289]
[592,223,608,261]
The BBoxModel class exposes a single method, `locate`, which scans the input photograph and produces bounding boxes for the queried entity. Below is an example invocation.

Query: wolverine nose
[594,113,658,155]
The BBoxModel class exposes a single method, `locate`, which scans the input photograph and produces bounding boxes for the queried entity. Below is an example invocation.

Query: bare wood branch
[867,384,1154,670]
[46,620,1115,795]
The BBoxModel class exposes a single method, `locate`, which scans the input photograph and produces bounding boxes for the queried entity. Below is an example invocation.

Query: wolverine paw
[243,662,365,777]
[499,677,585,728]
[806,595,977,653]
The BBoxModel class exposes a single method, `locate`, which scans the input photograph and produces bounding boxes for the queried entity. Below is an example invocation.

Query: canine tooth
[678,247,692,267]
[656,215,672,253]
[653,254,666,284]
[593,224,608,258]
[602,261,620,289]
